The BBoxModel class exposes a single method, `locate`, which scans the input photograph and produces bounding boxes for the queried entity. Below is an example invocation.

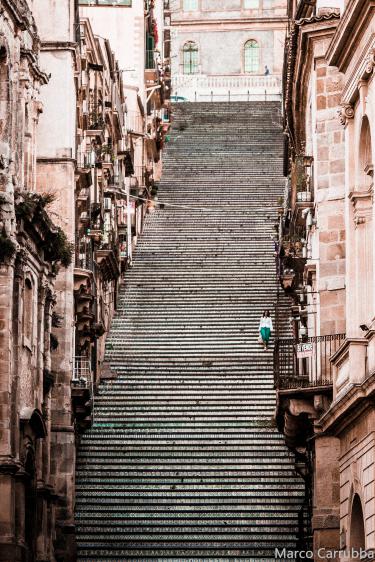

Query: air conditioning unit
[104,197,112,211]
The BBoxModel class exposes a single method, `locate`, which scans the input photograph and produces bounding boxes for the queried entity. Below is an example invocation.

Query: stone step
[76,101,302,560]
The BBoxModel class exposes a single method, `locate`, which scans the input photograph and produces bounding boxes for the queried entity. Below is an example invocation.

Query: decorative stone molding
[364,48,375,76]
[0,455,21,475]
[338,103,354,127]
[14,249,27,278]
[349,188,373,226]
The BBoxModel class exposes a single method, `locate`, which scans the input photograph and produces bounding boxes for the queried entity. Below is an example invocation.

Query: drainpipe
[126,179,132,266]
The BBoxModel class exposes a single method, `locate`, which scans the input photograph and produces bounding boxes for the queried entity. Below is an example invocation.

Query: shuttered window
[244,40,259,73]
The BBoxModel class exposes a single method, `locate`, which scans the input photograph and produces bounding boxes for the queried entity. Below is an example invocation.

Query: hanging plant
[16,192,73,269]
[15,191,55,222]
[45,227,74,268]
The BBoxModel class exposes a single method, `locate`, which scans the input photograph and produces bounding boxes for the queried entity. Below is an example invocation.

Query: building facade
[73,17,129,428]
[0,1,170,560]
[170,0,287,101]
[79,0,171,254]
[275,0,375,559]
[0,1,76,560]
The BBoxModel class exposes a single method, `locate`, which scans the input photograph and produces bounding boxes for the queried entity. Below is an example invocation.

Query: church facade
[170,0,287,101]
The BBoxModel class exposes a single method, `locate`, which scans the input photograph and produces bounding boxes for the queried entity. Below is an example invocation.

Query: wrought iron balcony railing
[72,356,93,389]
[126,111,144,135]
[274,333,346,390]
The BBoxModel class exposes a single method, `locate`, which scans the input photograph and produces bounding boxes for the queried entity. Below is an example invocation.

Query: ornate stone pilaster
[338,103,354,127]
[364,47,375,76]
[349,188,373,227]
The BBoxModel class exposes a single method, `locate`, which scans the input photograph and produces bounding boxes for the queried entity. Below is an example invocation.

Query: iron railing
[88,103,105,130]
[75,237,93,271]
[145,50,156,70]
[274,333,346,390]
[131,166,144,188]
[72,356,94,422]
[126,111,144,135]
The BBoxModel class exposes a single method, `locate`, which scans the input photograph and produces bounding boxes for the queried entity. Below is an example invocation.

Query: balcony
[71,356,94,432]
[76,150,96,170]
[126,111,144,135]
[274,333,346,451]
[278,228,307,294]
[130,166,145,193]
[104,175,126,196]
[274,333,346,392]
[95,235,120,281]
[145,50,159,85]
[87,104,105,132]
[292,188,314,227]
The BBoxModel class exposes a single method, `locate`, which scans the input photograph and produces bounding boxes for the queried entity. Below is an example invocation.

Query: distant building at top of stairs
[170,0,287,102]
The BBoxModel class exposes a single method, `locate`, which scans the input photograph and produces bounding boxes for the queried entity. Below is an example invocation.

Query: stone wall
[314,61,346,336]
[339,412,375,553]
[34,1,78,559]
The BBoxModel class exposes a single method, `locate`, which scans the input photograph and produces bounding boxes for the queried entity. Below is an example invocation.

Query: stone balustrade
[172,73,282,101]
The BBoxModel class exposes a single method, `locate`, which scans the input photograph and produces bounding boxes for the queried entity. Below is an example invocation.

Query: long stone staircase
[75,102,305,561]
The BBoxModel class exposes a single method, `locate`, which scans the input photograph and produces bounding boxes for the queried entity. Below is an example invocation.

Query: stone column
[33,1,78,558]
[313,434,340,559]
[0,261,19,559]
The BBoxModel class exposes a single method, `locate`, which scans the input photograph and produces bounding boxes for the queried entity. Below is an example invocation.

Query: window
[183,42,198,75]
[183,0,198,11]
[244,40,260,74]
[359,116,373,189]
[0,44,9,143]
[244,0,260,7]
[24,278,33,346]
[350,495,365,550]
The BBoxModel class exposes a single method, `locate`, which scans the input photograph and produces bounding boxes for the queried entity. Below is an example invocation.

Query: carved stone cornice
[14,249,28,279]
[339,35,375,106]
[326,0,375,71]
[349,187,373,226]
[364,47,375,75]
[338,103,354,127]
[20,48,49,85]
[2,0,35,33]
[0,456,21,475]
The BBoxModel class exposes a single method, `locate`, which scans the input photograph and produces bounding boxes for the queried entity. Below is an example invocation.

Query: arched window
[359,116,373,190]
[244,40,260,74]
[24,278,34,345]
[350,494,366,550]
[0,43,10,142]
[183,42,198,75]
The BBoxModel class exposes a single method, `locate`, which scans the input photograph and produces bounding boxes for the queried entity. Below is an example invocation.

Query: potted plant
[100,144,114,163]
